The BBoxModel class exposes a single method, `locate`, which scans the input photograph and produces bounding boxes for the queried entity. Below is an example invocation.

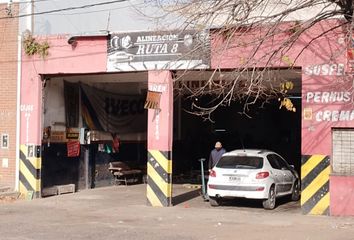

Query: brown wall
[0,3,19,188]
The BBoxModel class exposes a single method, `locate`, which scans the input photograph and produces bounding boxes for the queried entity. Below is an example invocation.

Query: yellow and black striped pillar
[19,144,41,199]
[147,150,172,207]
[301,155,330,215]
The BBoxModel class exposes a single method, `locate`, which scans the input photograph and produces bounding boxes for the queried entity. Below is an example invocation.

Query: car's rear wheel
[209,197,221,207]
[291,180,300,201]
[262,185,276,210]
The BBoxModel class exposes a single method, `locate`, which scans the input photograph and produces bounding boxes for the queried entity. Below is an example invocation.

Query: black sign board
[107,30,210,71]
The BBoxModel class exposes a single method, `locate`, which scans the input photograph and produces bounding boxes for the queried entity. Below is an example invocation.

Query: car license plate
[229,176,240,182]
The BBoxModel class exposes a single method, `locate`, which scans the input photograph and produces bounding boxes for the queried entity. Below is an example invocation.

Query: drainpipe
[15,34,21,191]
[26,0,33,33]
[15,0,33,191]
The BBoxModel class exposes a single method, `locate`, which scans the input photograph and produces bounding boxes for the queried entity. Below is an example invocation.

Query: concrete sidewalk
[0,184,353,240]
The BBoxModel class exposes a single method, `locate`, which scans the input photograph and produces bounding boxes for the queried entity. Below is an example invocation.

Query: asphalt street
[0,184,353,240]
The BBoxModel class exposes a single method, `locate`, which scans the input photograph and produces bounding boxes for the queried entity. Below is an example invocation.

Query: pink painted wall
[23,36,107,74]
[211,19,351,156]
[147,71,173,151]
[211,19,354,216]
[20,22,354,213]
[21,35,107,145]
[21,21,350,156]
[330,175,354,216]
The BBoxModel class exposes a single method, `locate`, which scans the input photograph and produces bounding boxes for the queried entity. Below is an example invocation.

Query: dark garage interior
[40,69,301,193]
[172,69,302,179]
[172,96,302,176]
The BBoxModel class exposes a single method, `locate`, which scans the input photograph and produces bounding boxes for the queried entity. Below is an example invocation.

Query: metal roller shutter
[332,128,354,175]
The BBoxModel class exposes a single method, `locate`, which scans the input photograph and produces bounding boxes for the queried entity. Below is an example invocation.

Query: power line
[0,0,129,20]
[44,0,151,16]
[20,0,53,3]
[35,0,81,34]
[0,0,158,45]
[3,0,53,4]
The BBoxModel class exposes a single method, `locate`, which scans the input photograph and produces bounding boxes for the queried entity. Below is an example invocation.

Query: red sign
[347,35,354,74]
[67,141,80,157]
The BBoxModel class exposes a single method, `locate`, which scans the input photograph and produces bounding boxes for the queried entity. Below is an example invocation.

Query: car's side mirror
[290,165,295,169]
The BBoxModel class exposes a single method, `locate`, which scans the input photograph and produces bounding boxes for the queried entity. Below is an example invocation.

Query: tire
[209,197,221,207]
[291,180,300,201]
[262,185,276,210]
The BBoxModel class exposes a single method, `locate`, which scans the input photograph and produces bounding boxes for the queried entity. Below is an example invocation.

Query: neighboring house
[0,1,19,188]
[0,0,34,190]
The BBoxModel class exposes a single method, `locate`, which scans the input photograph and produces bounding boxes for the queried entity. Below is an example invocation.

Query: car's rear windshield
[216,155,263,169]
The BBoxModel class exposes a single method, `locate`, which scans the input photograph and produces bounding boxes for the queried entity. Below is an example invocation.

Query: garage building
[19,19,354,216]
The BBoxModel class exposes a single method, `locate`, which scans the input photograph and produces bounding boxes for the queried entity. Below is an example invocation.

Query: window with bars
[332,128,354,175]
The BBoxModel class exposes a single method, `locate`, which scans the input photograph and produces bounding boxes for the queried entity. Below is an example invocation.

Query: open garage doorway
[172,68,302,183]
[40,72,148,196]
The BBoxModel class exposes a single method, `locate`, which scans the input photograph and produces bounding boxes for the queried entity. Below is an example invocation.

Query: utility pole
[25,0,34,32]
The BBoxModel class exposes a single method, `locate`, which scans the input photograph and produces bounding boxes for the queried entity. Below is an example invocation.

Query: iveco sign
[107,30,210,72]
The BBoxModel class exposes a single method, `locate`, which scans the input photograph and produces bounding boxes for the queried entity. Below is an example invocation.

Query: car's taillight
[256,171,269,179]
[208,184,215,189]
[209,170,216,177]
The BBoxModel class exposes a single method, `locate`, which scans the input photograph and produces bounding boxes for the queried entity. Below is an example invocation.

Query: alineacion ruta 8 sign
[107,30,210,72]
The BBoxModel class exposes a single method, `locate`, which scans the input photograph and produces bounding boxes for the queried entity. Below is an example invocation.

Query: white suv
[207,149,300,209]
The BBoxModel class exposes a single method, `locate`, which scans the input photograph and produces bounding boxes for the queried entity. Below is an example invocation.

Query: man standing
[208,141,226,171]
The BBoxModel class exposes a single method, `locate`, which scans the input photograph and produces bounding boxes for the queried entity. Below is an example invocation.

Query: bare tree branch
[139,0,353,119]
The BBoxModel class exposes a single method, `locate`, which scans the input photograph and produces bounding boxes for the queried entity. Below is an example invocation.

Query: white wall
[181,0,340,28]
[43,79,66,131]
[31,0,340,35]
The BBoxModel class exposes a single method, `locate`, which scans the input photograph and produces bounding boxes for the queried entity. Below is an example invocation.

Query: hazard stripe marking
[19,181,27,194]
[302,181,329,214]
[19,145,41,197]
[302,157,329,190]
[301,165,330,204]
[301,155,327,180]
[19,181,40,198]
[147,185,163,207]
[322,207,330,216]
[19,172,35,192]
[20,145,41,169]
[310,192,330,215]
[149,150,172,174]
[20,162,40,191]
[147,162,171,198]
[20,150,41,172]
[20,151,40,179]
[148,155,171,183]
[147,168,171,206]
[160,151,172,161]
[147,149,172,207]
[301,154,330,215]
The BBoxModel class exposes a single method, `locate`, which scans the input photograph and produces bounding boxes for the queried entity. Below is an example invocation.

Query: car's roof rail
[257,149,271,154]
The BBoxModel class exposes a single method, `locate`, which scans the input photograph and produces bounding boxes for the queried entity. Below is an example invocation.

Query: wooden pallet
[57,184,75,195]
[42,184,75,197]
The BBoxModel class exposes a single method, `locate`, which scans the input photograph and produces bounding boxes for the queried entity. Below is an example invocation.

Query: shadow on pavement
[173,189,201,205]
[220,196,300,210]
